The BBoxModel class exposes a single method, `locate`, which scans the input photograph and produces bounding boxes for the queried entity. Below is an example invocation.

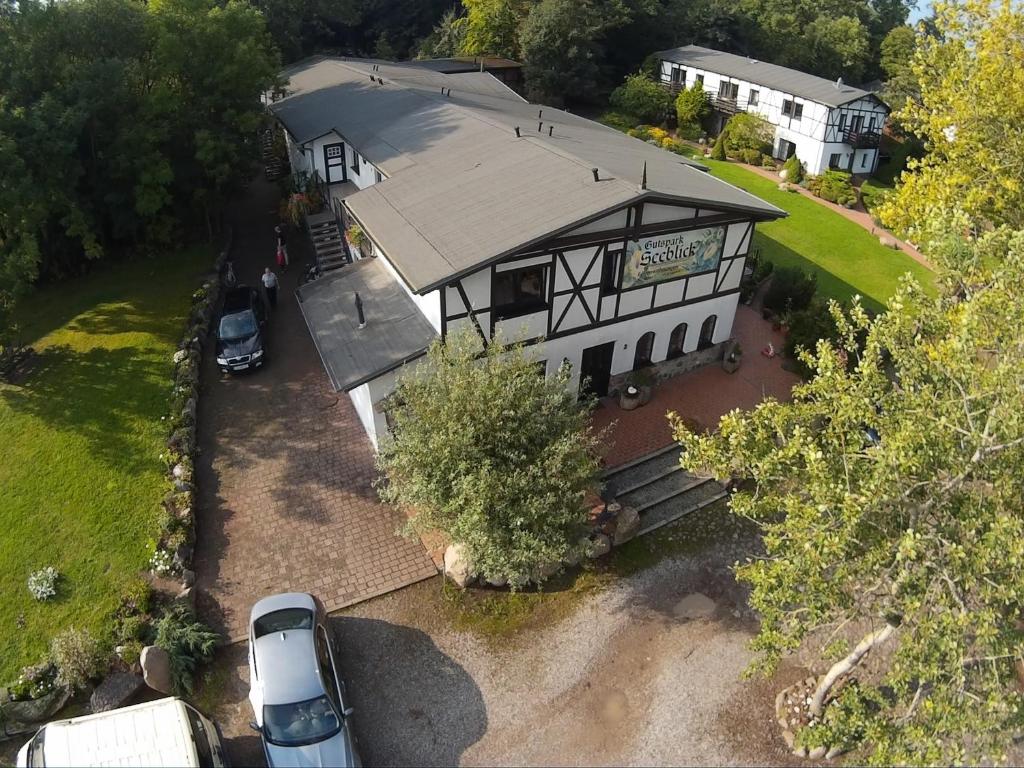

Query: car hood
[218,332,262,358]
[265,728,358,768]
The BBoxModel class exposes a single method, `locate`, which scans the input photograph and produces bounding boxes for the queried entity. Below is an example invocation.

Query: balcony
[712,96,741,114]
[843,129,881,148]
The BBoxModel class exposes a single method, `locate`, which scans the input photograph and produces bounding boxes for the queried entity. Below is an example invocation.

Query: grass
[703,159,935,311]
[440,499,744,640]
[0,248,211,682]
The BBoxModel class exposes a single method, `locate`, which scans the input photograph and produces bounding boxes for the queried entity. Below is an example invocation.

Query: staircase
[602,444,728,537]
[260,126,285,181]
[306,211,348,273]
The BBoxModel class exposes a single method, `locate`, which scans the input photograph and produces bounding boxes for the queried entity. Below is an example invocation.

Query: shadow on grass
[0,343,170,476]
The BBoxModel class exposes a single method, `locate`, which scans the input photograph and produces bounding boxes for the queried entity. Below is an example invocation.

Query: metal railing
[843,128,881,148]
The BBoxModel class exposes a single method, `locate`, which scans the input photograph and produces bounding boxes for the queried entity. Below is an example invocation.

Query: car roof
[250,592,317,622]
[253,627,324,705]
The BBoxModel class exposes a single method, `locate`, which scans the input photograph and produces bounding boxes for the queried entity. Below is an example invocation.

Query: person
[224,258,237,287]
[262,267,279,308]
[275,225,289,270]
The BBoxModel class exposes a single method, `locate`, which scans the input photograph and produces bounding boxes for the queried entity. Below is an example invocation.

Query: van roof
[40,697,200,767]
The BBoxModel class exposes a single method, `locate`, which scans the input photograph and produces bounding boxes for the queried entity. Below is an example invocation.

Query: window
[782,99,802,120]
[351,151,361,174]
[185,707,216,768]
[316,627,342,710]
[633,332,655,370]
[748,89,759,107]
[861,153,869,169]
[670,65,685,84]
[719,81,738,100]
[600,249,622,294]
[697,315,717,350]
[253,608,313,638]
[667,323,688,359]
[829,153,842,169]
[696,73,704,85]
[792,102,803,120]
[838,114,847,131]
[493,265,547,318]
[868,116,877,131]
[374,170,383,183]
[325,145,342,159]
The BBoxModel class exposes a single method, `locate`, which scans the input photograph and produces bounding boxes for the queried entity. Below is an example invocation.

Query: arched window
[667,323,688,359]
[698,315,717,350]
[633,331,655,370]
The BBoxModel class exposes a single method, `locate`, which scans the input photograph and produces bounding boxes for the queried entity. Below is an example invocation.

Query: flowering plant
[149,547,174,576]
[27,566,59,601]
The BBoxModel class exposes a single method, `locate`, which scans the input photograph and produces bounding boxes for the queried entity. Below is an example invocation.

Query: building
[403,56,523,93]
[655,45,891,176]
[270,57,785,449]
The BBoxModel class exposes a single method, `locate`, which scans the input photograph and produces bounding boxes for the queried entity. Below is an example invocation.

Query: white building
[656,45,891,176]
[271,57,785,449]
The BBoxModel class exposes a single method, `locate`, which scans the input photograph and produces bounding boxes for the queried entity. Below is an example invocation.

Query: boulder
[612,505,640,546]
[485,574,508,588]
[779,168,789,181]
[175,586,196,612]
[808,745,827,760]
[533,561,560,581]
[588,533,612,558]
[778,182,789,192]
[0,686,72,738]
[140,646,173,694]
[443,543,474,588]
[172,544,194,571]
[89,672,145,713]
[879,235,897,249]
[172,478,193,493]
[181,568,196,588]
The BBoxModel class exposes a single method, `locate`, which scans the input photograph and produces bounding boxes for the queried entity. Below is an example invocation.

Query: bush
[675,81,710,127]
[762,155,778,169]
[9,663,58,701]
[782,154,804,183]
[738,148,763,165]
[660,136,695,156]
[764,267,817,315]
[27,567,59,601]
[610,73,672,124]
[154,604,219,695]
[51,628,107,690]
[753,257,775,282]
[598,111,635,133]
[814,169,857,205]
[710,132,727,160]
[784,299,844,377]
[119,578,153,617]
[677,120,702,141]
[723,113,773,153]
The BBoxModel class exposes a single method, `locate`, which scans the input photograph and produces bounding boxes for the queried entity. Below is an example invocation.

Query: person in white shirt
[262,267,279,308]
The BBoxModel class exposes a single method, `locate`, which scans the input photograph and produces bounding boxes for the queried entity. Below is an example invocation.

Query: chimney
[592,168,600,182]
[354,292,366,329]
[514,126,521,137]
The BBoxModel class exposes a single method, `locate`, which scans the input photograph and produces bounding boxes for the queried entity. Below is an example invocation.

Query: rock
[89,672,145,713]
[605,501,622,515]
[779,168,789,180]
[175,586,196,612]
[173,478,193,493]
[808,745,827,760]
[793,746,809,758]
[825,745,845,760]
[485,574,508,588]
[533,561,560,581]
[140,646,173,695]
[0,686,72,737]
[172,544,194,571]
[781,729,796,749]
[443,543,474,588]
[587,533,611,558]
[611,505,640,546]
[181,568,196,588]
[172,463,186,480]
[673,592,717,619]
[778,182,789,191]
[879,235,897,249]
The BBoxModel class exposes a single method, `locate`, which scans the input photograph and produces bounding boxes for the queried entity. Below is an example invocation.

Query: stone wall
[608,340,728,396]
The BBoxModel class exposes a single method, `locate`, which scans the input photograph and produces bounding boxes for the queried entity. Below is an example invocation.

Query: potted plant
[619,384,642,411]
[722,343,742,373]
[346,224,367,257]
[620,367,656,409]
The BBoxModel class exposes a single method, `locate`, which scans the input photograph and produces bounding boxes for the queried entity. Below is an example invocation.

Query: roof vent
[514,126,521,138]
[538,109,543,119]
[538,121,543,132]
[592,168,600,182]
[354,292,366,329]
[836,76,843,89]
[548,125,553,137]
[640,161,647,191]
[280,632,287,641]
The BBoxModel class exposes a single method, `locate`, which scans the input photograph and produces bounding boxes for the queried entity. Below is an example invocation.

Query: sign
[621,226,726,290]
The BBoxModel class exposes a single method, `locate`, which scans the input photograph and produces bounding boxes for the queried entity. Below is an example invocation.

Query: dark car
[216,286,267,374]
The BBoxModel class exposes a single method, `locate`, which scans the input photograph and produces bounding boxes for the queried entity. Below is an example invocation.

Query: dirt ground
[196,518,808,767]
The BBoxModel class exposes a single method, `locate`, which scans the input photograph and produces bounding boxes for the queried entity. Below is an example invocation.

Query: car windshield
[263,696,341,747]
[253,608,313,639]
[218,310,257,340]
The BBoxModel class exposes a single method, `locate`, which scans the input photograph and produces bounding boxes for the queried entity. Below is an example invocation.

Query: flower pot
[619,385,642,411]
[722,357,741,374]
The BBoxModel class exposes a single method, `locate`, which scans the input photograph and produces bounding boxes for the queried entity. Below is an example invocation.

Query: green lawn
[704,159,934,311]
[0,248,210,681]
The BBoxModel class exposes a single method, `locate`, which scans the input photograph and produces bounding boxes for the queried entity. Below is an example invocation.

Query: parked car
[247,593,360,767]
[17,697,227,767]
[216,285,267,374]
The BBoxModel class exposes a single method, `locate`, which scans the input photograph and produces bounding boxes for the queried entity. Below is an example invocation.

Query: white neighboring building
[656,45,891,176]
[271,57,785,449]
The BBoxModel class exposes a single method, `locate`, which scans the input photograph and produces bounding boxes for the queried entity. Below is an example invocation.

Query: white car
[247,593,360,767]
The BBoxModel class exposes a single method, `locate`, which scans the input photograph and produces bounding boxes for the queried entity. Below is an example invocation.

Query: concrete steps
[602,444,727,537]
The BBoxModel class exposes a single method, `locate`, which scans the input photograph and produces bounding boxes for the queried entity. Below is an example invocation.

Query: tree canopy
[377,330,603,586]
[610,73,674,124]
[675,225,1024,763]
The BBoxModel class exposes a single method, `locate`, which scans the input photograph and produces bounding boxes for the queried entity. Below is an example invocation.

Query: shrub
[647,126,669,142]
[738,148,763,165]
[762,155,778,169]
[610,73,671,124]
[27,567,59,601]
[814,169,856,204]
[677,120,702,141]
[675,81,710,127]
[345,224,367,249]
[710,132,727,160]
[753,257,775,282]
[598,111,635,133]
[784,299,845,378]
[51,628,107,690]
[764,267,817,315]
[119,578,153,617]
[723,113,773,153]
[9,663,58,701]
[154,604,219,695]
[660,136,695,156]
[782,154,804,183]
[149,546,174,576]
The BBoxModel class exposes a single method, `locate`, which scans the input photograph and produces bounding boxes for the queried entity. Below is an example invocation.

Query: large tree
[674,225,1024,764]
[377,330,603,586]
[460,0,531,59]
[878,0,1024,249]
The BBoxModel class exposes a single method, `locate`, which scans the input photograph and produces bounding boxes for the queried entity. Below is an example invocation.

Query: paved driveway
[193,178,436,642]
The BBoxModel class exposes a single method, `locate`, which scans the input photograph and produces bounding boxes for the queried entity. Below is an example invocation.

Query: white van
[16,696,228,767]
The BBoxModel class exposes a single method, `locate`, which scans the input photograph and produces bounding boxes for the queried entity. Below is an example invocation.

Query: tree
[878,24,918,129]
[803,14,871,82]
[377,330,603,586]
[674,80,710,128]
[722,112,773,153]
[418,6,467,58]
[460,0,531,59]
[519,0,628,102]
[674,225,1024,765]
[878,0,1024,250]
[609,72,672,124]
[710,131,727,160]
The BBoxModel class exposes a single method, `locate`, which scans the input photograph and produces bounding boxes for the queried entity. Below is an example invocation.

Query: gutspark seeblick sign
[621,226,726,290]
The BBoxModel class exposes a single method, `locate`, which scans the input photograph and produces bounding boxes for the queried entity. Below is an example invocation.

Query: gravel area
[203,521,805,767]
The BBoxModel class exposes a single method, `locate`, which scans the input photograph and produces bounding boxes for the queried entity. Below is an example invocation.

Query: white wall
[303,131,385,189]
[376,250,443,333]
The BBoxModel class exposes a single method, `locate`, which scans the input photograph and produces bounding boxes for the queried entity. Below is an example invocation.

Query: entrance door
[323,143,347,184]
[777,139,796,160]
[579,342,615,398]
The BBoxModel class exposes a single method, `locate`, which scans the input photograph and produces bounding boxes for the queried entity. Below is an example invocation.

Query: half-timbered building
[271,57,785,448]
[656,45,891,175]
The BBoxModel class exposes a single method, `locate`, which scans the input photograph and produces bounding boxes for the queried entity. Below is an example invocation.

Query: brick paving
[594,305,801,468]
[193,178,436,643]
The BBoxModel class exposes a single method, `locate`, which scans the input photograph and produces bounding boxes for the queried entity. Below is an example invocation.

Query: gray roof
[273,57,786,294]
[296,258,437,391]
[655,45,890,110]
